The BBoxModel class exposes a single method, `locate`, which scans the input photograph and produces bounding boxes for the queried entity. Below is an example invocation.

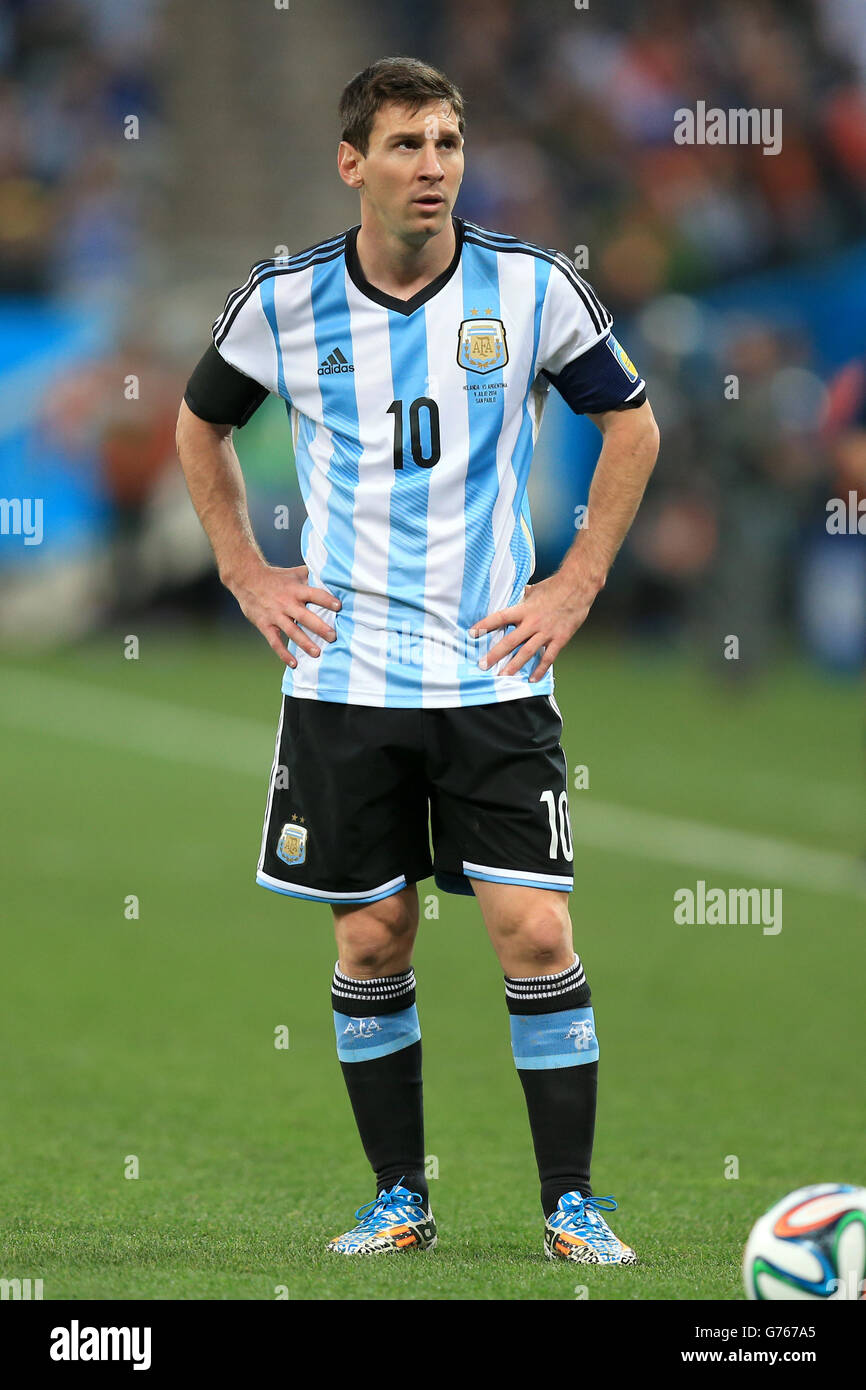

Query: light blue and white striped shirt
[212,216,644,708]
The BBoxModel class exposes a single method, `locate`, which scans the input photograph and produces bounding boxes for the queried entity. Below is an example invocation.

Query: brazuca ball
[743,1182,866,1300]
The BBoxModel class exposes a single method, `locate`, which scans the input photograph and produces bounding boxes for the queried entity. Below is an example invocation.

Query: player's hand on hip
[227,559,341,667]
[469,569,602,681]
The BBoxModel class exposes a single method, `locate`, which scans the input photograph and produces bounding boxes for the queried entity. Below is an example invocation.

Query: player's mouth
[413,194,445,208]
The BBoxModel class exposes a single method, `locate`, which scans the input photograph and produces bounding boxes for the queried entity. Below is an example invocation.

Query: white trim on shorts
[255,869,409,904]
[463,861,573,892]
[257,698,286,877]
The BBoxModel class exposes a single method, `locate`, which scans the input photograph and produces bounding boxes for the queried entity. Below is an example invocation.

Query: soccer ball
[743,1183,866,1300]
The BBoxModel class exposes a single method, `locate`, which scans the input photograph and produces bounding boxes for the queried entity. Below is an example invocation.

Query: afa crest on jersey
[606,334,639,383]
[277,822,308,866]
[457,317,509,374]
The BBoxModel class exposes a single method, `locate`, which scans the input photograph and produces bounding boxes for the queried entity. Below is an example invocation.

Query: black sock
[505,954,597,1218]
[331,963,428,1209]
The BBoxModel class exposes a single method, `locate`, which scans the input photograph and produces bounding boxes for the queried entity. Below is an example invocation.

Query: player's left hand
[469,566,605,681]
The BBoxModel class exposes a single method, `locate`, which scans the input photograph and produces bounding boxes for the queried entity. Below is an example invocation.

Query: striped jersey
[212,216,645,708]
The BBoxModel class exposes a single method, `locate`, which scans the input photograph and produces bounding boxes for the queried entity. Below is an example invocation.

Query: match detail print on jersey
[210,217,645,709]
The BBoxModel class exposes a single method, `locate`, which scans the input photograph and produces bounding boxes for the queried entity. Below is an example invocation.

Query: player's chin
[408,200,450,229]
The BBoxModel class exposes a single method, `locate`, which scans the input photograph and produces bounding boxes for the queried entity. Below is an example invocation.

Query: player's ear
[337,141,364,189]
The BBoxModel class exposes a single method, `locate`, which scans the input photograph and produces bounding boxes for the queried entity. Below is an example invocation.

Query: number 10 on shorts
[540,789,574,862]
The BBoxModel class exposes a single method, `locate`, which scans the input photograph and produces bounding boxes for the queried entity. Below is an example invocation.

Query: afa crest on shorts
[277,822,308,866]
[457,317,508,374]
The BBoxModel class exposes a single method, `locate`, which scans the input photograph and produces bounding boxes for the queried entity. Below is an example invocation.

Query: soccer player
[176,57,659,1263]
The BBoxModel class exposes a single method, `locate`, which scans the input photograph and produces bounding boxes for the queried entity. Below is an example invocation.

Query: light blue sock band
[510,1005,598,1070]
[334,1004,421,1063]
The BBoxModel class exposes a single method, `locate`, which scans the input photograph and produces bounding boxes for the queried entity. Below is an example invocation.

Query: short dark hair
[339,56,465,156]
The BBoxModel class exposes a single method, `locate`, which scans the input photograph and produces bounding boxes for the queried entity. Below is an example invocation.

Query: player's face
[351,100,464,242]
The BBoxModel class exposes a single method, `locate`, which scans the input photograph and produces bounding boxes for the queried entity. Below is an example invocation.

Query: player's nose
[418,144,444,177]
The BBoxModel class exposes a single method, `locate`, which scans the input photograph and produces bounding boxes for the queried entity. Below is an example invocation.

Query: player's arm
[176,354,340,667]
[559,398,660,600]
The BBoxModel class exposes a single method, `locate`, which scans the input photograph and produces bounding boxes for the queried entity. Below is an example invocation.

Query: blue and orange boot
[327,1182,437,1256]
[544,1193,637,1264]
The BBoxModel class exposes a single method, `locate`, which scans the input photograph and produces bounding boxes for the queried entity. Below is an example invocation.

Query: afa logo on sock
[342,1018,382,1038]
[565,1019,596,1050]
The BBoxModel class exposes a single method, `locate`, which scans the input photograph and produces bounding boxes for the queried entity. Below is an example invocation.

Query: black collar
[345,216,464,316]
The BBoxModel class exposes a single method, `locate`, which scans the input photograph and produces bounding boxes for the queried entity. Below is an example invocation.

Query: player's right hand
[226,559,342,667]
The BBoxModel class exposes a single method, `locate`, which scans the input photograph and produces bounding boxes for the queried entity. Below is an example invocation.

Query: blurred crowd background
[1,0,864,671]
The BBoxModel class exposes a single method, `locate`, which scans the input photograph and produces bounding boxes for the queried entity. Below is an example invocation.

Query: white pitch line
[593,752,864,825]
[1,668,864,901]
[569,801,866,901]
[0,667,274,777]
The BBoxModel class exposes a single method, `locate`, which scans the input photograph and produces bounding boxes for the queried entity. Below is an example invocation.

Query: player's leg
[327,885,436,1254]
[331,885,425,1202]
[472,876,635,1263]
[254,696,435,1253]
[471,879,597,1206]
[427,695,635,1262]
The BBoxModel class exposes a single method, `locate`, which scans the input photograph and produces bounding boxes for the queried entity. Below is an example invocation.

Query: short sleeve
[537,257,646,415]
[211,261,280,396]
[536,257,613,376]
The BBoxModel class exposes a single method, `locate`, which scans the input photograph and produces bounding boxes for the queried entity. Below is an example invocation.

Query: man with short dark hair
[176,56,658,1263]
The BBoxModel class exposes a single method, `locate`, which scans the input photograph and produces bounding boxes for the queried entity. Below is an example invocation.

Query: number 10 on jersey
[388,397,441,470]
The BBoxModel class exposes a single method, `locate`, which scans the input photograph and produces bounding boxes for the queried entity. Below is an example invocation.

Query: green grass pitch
[0,633,863,1300]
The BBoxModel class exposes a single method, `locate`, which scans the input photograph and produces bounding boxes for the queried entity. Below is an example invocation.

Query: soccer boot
[327,1181,437,1255]
[544,1193,637,1264]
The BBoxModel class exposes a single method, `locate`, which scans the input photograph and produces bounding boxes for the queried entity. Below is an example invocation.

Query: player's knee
[511,903,573,971]
[372,890,419,940]
[342,931,417,976]
[333,891,418,975]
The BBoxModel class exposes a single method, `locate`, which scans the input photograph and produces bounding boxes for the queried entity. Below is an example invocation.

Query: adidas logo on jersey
[318,347,354,375]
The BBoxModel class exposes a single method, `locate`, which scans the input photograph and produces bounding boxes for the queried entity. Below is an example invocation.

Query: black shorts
[256,694,575,905]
